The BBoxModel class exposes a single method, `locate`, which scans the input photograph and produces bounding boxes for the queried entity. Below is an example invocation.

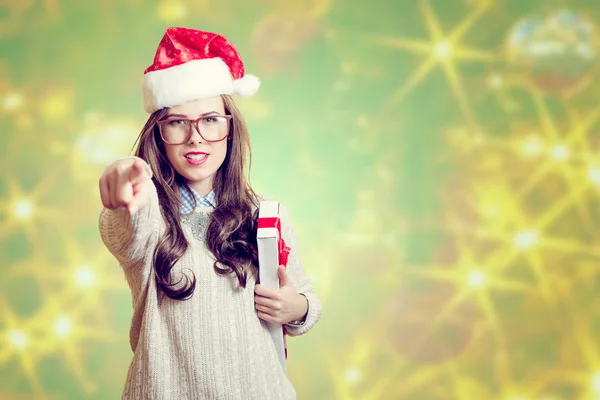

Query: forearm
[99,182,160,265]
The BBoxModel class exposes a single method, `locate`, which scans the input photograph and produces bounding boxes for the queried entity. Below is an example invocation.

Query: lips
[184,151,209,166]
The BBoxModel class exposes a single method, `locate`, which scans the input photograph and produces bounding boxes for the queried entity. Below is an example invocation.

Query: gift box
[257,200,290,373]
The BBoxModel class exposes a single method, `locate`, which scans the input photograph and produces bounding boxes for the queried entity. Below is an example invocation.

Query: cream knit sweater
[99,184,321,400]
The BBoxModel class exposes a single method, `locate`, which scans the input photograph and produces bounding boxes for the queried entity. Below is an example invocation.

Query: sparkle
[513,230,539,250]
[549,145,569,161]
[74,266,96,287]
[434,41,452,58]
[54,316,72,337]
[11,199,34,220]
[345,367,362,383]
[588,167,600,186]
[592,371,600,392]
[467,269,486,287]
[8,330,29,349]
[373,0,495,131]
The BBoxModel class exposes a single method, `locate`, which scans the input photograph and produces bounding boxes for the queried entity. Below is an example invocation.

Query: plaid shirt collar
[180,186,216,214]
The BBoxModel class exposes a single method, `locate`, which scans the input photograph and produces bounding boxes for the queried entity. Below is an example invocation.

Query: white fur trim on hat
[141,58,259,114]
[233,74,261,97]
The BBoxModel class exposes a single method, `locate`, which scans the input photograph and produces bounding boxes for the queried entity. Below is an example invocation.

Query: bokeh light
[2,0,600,399]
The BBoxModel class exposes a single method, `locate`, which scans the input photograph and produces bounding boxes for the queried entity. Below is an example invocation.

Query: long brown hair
[133,95,259,300]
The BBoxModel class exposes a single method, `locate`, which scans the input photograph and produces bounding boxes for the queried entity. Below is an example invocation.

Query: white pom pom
[233,74,261,97]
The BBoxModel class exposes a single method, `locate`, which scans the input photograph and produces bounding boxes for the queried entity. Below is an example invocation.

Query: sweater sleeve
[278,203,322,337]
[98,181,161,267]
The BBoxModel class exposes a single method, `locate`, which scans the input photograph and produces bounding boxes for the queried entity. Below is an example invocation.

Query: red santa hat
[141,27,260,114]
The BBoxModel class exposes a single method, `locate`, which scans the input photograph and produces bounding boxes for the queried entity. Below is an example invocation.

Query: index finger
[128,159,151,184]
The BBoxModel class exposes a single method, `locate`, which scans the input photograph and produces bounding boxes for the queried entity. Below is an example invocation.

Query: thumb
[278,265,291,287]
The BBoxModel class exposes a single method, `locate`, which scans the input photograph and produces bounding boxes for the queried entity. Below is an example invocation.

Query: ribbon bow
[257,217,291,267]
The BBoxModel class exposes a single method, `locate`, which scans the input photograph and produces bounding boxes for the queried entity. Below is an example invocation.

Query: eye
[204,117,219,123]
[167,119,187,125]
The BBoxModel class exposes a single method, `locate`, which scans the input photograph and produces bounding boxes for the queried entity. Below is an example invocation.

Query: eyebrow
[166,111,220,118]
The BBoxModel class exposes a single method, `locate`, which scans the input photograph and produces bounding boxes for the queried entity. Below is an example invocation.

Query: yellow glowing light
[3,92,24,110]
[513,230,539,249]
[549,145,570,161]
[74,266,96,287]
[520,137,544,157]
[373,0,494,134]
[8,330,29,349]
[345,367,362,384]
[591,371,600,392]
[40,90,73,121]
[488,73,503,89]
[156,1,186,22]
[467,269,486,287]
[434,41,452,58]
[11,199,34,220]
[54,316,72,337]
[588,167,600,186]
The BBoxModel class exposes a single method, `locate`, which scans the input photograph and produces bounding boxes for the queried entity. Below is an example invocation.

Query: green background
[2,0,600,399]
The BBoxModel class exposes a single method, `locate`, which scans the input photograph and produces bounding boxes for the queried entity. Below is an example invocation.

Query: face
[161,96,229,196]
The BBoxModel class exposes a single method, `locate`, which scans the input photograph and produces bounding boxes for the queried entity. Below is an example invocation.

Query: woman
[98,27,321,400]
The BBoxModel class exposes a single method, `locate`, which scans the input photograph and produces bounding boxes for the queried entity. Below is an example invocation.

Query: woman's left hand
[255,265,308,325]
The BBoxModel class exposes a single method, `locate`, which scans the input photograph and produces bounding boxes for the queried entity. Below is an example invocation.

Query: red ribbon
[257,217,291,267]
[258,216,292,360]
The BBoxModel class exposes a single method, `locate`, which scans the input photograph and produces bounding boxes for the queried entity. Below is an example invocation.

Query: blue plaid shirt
[180,186,216,214]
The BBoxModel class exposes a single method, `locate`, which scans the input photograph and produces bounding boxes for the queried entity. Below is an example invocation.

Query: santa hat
[141,27,260,114]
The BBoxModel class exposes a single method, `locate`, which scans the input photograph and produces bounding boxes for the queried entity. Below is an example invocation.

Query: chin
[172,157,223,188]
[180,170,213,181]
[190,173,214,183]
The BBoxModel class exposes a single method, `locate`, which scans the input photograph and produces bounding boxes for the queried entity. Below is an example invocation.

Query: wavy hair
[132,95,259,300]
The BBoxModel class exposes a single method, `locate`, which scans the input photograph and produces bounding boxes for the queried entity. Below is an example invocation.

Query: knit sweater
[99,184,321,400]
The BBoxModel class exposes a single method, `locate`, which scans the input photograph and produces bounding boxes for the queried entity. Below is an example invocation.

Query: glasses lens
[162,119,191,144]
[198,116,228,141]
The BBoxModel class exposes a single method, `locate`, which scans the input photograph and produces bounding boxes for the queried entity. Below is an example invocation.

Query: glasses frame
[157,115,233,144]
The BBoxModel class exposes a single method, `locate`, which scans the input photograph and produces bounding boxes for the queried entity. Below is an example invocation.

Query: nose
[188,123,204,144]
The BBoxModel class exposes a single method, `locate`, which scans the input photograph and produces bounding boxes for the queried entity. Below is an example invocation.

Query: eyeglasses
[157,115,232,144]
